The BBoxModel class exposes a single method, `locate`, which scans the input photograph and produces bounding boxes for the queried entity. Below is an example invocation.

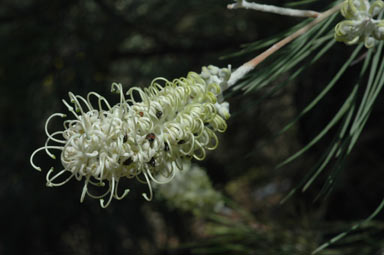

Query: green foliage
[231,6,339,93]
[225,0,384,251]
[2,0,384,254]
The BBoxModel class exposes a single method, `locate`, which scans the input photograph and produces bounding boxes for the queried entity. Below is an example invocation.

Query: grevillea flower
[154,161,224,216]
[30,66,231,208]
[335,0,384,48]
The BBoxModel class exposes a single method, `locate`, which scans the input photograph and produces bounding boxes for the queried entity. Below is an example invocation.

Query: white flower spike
[154,161,224,216]
[30,67,231,208]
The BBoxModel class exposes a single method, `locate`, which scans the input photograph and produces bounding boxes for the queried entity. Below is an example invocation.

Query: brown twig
[228,3,342,87]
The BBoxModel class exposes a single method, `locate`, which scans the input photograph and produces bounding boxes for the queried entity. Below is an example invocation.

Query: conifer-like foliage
[1,0,384,254]
[224,0,384,253]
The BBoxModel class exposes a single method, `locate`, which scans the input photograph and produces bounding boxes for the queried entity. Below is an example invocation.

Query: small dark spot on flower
[156,110,162,119]
[146,133,156,143]
[148,157,156,167]
[164,142,169,151]
[123,135,128,143]
[178,140,185,145]
[139,112,144,117]
[122,158,133,166]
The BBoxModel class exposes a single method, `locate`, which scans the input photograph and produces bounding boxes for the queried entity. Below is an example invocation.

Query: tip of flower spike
[46,168,55,187]
[141,173,153,201]
[200,67,210,79]
[50,113,67,119]
[142,193,152,201]
[115,189,130,200]
[110,83,123,94]
[30,147,47,172]
[99,198,113,208]
[68,92,77,104]
[215,102,231,120]
[62,99,74,112]
[55,113,66,118]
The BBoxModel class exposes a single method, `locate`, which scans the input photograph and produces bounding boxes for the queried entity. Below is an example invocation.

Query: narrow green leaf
[235,11,338,93]
[223,19,312,59]
[350,42,383,135]
[301,44,372,193]
[284,0,327,7]
[253,36,334,105]
[278,44,364,136]
[280,133,340,204]
[277,85,358,168]
[302,105,354,192]
[348,42,384,152]
[313,197,384,254]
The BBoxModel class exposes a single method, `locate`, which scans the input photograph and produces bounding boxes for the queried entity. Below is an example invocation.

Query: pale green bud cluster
[335,0,384,48]
[30,67,230,208]
[154,161,224,216]
[201,65,231,120]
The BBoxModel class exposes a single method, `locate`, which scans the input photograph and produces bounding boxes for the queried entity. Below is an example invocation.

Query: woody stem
[227,3,342,88]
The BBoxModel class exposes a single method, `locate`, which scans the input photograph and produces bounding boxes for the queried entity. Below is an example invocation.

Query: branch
[228,3,342,88]
[227,0,319,18]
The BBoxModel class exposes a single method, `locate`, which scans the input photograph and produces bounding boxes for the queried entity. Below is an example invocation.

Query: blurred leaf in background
[1,0,384,254]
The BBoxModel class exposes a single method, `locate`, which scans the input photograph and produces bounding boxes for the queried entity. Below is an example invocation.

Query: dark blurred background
[1,0,384,254]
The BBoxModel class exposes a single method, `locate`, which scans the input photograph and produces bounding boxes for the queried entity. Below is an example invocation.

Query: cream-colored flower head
[335,0,384,48]
[30,67,230,208]
[154,161,224,216]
